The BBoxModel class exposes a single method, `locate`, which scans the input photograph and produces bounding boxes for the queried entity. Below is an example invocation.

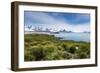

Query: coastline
[24,31,90,42]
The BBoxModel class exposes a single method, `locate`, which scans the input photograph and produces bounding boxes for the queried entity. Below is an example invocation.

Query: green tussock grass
[24,34,90,61]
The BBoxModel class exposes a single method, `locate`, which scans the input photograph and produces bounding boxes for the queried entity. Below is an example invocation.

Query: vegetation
[24,34,90,61]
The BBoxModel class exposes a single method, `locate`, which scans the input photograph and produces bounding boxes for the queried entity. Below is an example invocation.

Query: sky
[24,11,90,32]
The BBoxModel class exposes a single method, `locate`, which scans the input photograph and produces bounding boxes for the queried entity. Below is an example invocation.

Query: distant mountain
[83,31,90,33]
[24,25,33,31]
[59,29,73,33]
[25,25,90,33]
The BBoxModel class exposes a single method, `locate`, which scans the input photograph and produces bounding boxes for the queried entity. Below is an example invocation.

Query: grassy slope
[24,34,90,61]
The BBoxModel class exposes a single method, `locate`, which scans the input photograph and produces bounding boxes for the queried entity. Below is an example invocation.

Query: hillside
[24,34,90,61]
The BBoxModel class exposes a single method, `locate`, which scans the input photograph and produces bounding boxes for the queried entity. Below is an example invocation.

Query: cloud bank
[24,11,90,32]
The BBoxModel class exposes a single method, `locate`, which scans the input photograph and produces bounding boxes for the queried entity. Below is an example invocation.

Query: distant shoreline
[24,31,90,34]
[24,32,90,43]
[25,31,52,35]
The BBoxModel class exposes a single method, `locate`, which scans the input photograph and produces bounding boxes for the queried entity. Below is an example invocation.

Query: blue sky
[24,11,90,32]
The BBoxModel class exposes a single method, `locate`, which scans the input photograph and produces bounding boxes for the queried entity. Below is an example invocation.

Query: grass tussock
[24,34,90,61]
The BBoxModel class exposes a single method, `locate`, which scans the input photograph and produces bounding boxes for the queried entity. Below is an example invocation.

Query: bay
[53,32,90,42]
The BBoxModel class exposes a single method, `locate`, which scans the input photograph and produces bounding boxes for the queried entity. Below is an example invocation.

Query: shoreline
[24,33,90,43]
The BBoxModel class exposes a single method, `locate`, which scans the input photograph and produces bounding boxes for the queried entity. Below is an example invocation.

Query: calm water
[53,32,90,42]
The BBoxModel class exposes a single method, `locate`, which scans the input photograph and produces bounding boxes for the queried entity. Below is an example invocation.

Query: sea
[53,32,90,42]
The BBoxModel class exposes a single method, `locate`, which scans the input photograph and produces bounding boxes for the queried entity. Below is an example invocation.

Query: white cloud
[25,12,90,32]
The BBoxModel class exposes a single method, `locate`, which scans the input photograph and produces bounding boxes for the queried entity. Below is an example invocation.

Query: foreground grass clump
[24,34,90,61]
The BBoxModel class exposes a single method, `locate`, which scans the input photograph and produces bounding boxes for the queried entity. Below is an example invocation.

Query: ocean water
[54,32,90,42]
